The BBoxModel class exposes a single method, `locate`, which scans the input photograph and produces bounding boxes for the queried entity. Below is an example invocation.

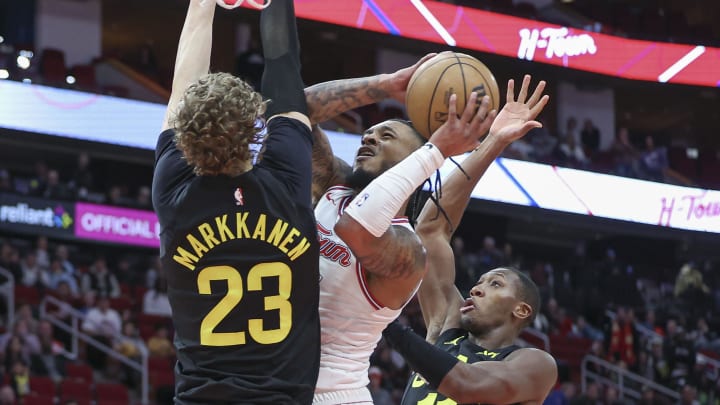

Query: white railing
[40,295,149,404]
[581,354,680,403]
[0,267,14,329]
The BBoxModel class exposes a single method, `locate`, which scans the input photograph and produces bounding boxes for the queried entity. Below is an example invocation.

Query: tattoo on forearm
[311,127,336,202]
[306,77,390,124]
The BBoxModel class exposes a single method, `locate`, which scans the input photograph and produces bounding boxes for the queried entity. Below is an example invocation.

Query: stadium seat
[70,64,97,91]
[65,362,94,383]
[23,393,55,405]
[95,383,130,402]
[60,379,92,401]
[29,376,56,397]
[15,284,40,306]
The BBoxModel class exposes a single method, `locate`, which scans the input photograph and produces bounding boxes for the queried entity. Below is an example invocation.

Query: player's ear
[513,301,531,322]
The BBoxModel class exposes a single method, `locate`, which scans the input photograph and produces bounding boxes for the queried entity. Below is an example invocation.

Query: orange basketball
[406,52,500,139]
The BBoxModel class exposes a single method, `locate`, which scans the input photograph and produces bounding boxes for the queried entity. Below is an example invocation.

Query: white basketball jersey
[314,186,414,396]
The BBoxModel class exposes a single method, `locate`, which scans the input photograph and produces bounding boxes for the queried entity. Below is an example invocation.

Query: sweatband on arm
[383,320,459,388]
[344,143,445,237]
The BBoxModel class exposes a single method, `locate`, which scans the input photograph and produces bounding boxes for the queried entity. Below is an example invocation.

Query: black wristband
[383,321,459,388]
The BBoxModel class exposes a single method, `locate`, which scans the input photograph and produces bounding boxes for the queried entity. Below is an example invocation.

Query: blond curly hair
[174,73,266,176]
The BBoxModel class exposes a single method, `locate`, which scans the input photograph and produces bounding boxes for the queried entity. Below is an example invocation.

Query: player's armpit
[311,125,351,206]
[438,348,557,405]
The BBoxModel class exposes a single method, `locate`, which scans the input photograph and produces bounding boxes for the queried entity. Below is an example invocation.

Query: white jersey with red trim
[313,186,413,399]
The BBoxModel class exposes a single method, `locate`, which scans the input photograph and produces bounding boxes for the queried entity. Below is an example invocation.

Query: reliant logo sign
[0,194,74,237]
[518,27,597,61]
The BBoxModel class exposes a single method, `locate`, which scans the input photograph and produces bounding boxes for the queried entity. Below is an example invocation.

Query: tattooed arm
[306,54,436,204]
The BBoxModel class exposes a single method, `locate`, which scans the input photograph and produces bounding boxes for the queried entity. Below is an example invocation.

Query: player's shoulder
[505,346,556,366]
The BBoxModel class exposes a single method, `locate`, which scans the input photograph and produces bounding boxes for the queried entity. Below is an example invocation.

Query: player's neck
[467,324,517,350]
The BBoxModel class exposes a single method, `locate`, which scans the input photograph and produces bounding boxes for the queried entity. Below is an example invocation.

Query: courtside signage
[240,0,718,87]
[0,193,74,238]
[74,202,160,247]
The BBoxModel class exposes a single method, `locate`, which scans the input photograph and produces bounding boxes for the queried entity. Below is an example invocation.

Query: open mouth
[460,298,475,314]
[356,146,375,161]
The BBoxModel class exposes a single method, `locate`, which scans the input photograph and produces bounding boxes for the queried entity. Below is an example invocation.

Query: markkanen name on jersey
[173,211,312,270]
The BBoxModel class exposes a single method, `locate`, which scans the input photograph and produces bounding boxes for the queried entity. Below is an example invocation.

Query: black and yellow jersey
[152,117,319,404]
[401,328,519,405]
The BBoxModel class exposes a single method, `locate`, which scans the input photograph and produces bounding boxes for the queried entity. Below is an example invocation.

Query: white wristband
[344,143,445,237]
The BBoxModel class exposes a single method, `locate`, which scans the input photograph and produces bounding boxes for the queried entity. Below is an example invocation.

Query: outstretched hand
[386,53,437,103]
[489,75,549,145]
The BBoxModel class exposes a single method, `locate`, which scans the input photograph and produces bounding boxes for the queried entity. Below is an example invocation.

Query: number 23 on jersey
[197,262,292,346]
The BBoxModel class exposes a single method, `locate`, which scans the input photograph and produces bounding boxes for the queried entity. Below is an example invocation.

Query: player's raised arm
[335,92,491,289]
[162,0,216,131]
[416,75,549,343]
[305,54,436,205]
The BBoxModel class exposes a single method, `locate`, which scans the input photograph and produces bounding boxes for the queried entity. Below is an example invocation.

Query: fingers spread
[461,92,480,123]
[506,79,515,104]
[526,80,546,107]
[517,74,531,103]
[529,95,550,118]
[447,93,458,123]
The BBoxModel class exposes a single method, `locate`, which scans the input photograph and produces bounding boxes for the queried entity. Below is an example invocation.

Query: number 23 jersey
[152,118,320,404]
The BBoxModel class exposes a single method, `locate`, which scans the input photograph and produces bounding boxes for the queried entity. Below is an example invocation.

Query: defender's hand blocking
[215,0,271,9]
[488,74,549,146]
[428,92,496,158]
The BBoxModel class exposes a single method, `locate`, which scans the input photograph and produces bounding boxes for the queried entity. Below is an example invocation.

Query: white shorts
[313,387,373,405]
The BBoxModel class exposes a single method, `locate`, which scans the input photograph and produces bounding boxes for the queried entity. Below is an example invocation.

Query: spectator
[30,321,66,382]
[0,319,41,357]
[54,244,76,276]
[145,256,161,289]
[610,127,639,177]
[14,304,38,335]
[563,117,579,145]
[663,319,696,389]
[7,358,30,400]
[367,366,393,405]
[638,135,668,182]
[680,384,700,405]
[48,258,79,296]
[82,296,122,370]
[43,169,73,200]
[143,277,172,317]
[557,132,590,168]
[81,256,120,298]
[450,236,476,293]
[0,169,12,193]
[528,118,558,161]
[606,307,638,369]
[70,152,94,198]
[569,316,604,341]
[147,325,174,358]
[136,185,151,209]
[0,385,15,405]
[20,251,49,289]
[0,242,22,283]
[34,235,50,270]
[580,118,601,154]
[570,381,601,405]
[28,160,49,196]
[476,235,503,273]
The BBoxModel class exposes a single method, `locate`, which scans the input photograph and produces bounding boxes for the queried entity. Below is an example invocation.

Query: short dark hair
[505,267,541,327]
[386,119,426,145]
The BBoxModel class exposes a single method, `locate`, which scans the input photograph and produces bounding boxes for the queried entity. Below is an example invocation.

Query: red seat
[69,64,97,91]
[150,371,175,387]
[148,356,173,374]
[29,376,56,397]
[95,383,130,402]
[110,295,133,312]
[40,48,67,86]
[23,393,55,405]
[66,362,94,383]
[60,379,92,400]
[15,285,40,306]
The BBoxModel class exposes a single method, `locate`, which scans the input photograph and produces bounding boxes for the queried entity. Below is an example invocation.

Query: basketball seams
[453,53,468,115]
[460,63,498,112]
[425,62,463,139]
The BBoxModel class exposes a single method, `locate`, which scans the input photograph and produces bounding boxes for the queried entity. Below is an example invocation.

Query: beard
[346,167,377,191]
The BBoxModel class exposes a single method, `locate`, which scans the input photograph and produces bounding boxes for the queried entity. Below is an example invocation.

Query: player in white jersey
[303,54,549,403]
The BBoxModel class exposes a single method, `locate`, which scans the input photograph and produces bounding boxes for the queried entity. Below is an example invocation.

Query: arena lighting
[16,55,30,70]
[0,36,4,44]
[65,75,76,85]
[0,69,8,80]
[21,78,31,83]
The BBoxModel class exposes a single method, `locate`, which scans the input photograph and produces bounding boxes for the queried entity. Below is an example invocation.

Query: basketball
[406,52,500,139]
